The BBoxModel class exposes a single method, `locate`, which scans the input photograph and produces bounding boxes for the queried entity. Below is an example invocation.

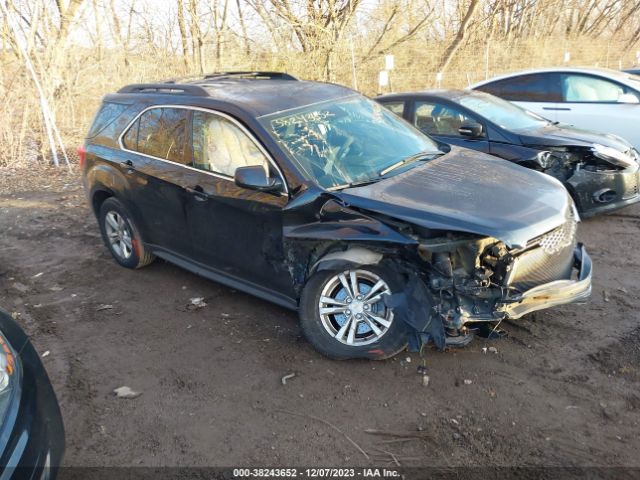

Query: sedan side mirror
[618,93,640,104]
[234,165,283,193]
[459,120,484,138]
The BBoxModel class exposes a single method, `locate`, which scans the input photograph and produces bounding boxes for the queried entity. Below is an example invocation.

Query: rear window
[477,73,562,102]
[122,107,189,164]
[380,101,405,117]
[87,102,130,137]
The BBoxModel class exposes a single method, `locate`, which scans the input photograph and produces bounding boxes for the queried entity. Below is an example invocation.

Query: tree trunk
[437,0,481,73]
[177,0,190,69]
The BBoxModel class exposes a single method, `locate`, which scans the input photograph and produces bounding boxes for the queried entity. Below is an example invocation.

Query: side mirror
[234,165,283,193]
[459,120,484,138]
[618,93,640,104]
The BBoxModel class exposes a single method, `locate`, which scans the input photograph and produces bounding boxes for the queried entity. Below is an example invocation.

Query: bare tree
[437,0,481,73]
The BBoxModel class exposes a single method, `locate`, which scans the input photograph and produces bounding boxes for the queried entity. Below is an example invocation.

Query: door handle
[542,107,571,111]
[185,185,209,201]
[120,160,135,172]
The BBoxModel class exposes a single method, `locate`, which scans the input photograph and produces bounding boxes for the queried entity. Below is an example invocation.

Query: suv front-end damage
[414,206,591,339]
[527,144,640,217]
[284,187,592,351]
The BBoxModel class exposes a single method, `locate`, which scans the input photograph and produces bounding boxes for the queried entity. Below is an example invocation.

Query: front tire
[98,197,155,269]
[299,265,407,360]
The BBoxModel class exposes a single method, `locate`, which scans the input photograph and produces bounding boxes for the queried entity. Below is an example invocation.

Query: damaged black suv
[81,72,592,360]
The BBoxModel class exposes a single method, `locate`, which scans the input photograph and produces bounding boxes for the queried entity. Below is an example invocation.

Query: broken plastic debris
[113,386,141,399]
[281,372,296,385]
[41,350,50,358]
[463,379,473,385]
[32,272,43,278]
[488,347,498,354]
[96,304,113,311]
[188,297,207,310]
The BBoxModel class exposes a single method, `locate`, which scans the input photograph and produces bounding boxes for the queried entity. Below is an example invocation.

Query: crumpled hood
[338,147,571,248]
[518,124,632,151]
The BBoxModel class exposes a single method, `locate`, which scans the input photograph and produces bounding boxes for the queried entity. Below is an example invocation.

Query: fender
[284,198,417,245]
[84,156,149,241]
[282,196,419,289]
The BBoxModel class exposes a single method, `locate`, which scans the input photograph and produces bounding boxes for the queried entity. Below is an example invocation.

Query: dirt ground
[1,166,639,471]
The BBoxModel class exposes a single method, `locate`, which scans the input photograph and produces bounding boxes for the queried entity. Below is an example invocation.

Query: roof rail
[117,83,209,96]
[201,71,298,81]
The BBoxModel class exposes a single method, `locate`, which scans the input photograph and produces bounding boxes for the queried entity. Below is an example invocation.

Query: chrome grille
[510,208,577,291]
[539,216,576,254]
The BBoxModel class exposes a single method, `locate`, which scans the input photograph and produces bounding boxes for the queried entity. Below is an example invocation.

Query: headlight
[0,330,20,424]
[592,144,636,169]
[533,148,581,169]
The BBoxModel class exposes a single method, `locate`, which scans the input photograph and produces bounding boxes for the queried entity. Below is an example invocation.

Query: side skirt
[150,246,298,311]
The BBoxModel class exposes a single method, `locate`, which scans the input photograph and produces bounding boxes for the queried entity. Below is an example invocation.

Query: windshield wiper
[328,178,382,191]
[379,151,442,177]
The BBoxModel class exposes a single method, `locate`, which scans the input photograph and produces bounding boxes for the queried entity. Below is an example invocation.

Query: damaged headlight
[592,144,637,169]
[533,147,581,169]
[0,330,20,425]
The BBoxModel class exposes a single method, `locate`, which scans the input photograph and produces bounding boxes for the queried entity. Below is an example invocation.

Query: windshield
[260,95,441,189]
[459,93,549,130]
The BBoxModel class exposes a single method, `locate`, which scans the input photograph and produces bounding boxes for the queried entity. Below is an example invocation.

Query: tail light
[77,145,87,168]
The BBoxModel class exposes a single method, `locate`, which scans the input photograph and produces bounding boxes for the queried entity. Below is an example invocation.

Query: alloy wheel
[318,269,394,346]
[104,211,133,260]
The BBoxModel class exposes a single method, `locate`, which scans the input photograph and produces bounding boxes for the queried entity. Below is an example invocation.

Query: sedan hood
[338,147,570,248]
[518,124,632,151]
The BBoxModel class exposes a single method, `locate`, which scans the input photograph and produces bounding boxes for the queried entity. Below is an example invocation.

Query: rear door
[411,100,490,153]
[120,107,193,257]
[475,73,562,122]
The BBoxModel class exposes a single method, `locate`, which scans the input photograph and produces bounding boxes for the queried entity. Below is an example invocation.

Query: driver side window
[191,111,268,177]
[414,102,479,137]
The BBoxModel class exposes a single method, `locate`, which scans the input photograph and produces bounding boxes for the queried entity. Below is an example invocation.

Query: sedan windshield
[458,93,549,130]
[260,95,441,189]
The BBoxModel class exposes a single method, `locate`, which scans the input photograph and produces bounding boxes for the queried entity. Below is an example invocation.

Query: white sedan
[471,67,640,150]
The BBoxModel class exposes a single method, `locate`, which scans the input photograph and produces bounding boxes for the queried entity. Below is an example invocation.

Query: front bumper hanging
[497,244,592,319]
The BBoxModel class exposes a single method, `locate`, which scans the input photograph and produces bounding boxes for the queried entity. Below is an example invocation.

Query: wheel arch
[91,188,114,217]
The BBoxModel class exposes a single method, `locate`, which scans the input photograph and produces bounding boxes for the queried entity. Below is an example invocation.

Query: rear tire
[299,265,407,360]
[98,198,155,269]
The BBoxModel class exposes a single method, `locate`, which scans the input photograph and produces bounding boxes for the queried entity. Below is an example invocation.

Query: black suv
[82,72,592,360]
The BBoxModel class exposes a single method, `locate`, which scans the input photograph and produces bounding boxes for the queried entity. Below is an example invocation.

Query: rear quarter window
[87,102,131,138]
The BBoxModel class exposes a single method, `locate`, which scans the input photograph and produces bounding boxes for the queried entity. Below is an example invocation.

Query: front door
[184,109,293,295]
[412,101,490,153]
[555,73,640,150]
